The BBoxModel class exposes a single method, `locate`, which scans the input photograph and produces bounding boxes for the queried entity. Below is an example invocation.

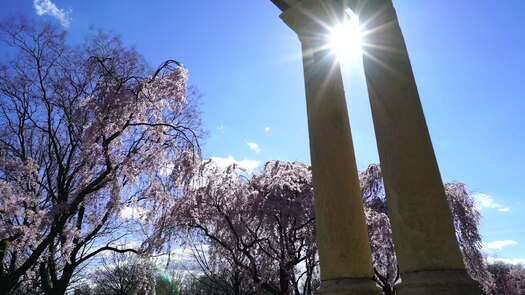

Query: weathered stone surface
[397,270,482,295]
[317,278,382,295]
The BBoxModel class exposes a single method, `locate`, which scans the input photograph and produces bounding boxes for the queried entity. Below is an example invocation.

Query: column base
[397,270,482,295]
[317,278,382,295]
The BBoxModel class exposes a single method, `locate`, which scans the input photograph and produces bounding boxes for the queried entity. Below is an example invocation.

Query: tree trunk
[279,267,290,295]
[43,264,75,295]
[382,284,395,295]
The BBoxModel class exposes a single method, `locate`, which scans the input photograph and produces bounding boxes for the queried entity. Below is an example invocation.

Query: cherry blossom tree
[0,18,201,294]
[487,262,525,295]
[155,160,318,295]
[190,243,258,295]
[158,161,490,295]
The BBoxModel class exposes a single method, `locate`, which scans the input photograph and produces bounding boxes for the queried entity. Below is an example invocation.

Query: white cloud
[159,163,174,177]
[152,246,206,271]
[120,206,149,221]
[216,125,224,130]
[482,240,518,250]
[474,194,510,212]
[487,257,525,265]
[116,241,139,250]
[247,142,261,153]
[210,156,259,172]
[33,0,72,28]
[264,127,271,133]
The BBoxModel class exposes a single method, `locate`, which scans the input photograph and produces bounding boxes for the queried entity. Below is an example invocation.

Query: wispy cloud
[264,127,271,133]
[216,125,224,130]
[487,257,525,265]
[247,142,261,153]
[210,156,259,172]
[482,240,518,250]
[152,246,207,274]
[33,0,71,28]
[474,193,510,212]
[119,206,149,221]
[159,163,174,177]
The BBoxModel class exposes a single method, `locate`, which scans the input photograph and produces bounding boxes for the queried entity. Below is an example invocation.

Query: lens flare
[327,12,362,61]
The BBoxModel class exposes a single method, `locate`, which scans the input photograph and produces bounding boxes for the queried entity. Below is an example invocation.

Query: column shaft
[301,37,379,295]
[301,38,374,281]
[279,1,380,293]
[354,0,481,293]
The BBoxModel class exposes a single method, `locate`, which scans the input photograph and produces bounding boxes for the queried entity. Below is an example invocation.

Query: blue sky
[1,0,524,263]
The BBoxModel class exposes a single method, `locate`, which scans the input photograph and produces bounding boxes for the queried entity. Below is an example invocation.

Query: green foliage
[155,274,180,295]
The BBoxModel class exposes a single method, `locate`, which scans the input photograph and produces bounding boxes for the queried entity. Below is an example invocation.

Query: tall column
[280,1,380,294]
[350,0,482,293]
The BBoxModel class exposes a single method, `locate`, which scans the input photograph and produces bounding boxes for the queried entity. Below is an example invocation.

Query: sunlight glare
[327,10,363,61]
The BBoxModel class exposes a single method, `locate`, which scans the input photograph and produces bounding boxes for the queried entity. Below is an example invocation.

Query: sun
[327,10,363,61]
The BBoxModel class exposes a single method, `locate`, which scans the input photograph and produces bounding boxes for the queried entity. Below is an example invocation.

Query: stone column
[349,0,482,293]
[280,1,380,294]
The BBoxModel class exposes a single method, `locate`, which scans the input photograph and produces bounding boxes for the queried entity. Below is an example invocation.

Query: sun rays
[275,5,396,79]
[327,9,363,61]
